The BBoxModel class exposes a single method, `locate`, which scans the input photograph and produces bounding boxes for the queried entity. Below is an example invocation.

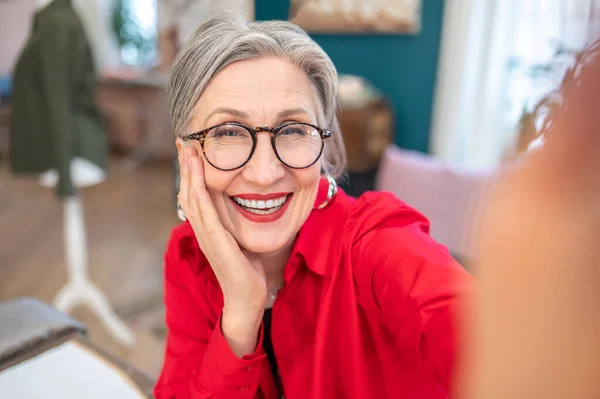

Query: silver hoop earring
[177,202,187,221]
[315,174,338,210]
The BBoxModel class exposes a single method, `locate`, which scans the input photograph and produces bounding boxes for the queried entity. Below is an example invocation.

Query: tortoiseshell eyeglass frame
[181,121,331,171]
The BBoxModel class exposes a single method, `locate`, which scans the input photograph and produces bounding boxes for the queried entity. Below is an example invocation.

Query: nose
[241,133,285,186]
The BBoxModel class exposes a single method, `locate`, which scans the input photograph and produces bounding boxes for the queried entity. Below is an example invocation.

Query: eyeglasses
[181,122,331,171]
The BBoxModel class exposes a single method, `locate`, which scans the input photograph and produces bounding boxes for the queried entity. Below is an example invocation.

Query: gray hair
[168,11,347,178]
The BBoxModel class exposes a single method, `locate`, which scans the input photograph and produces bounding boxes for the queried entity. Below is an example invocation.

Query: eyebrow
[276,107,311,120]
[205,107,249,122]
[205,107,311,124]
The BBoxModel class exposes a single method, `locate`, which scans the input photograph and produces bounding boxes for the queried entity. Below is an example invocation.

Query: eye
[214,129,238,137]
[207,124,251,141]
[214,124,243,137]
[280,123,309,136]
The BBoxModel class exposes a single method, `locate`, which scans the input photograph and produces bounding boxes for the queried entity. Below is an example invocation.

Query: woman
[155,11,472,399]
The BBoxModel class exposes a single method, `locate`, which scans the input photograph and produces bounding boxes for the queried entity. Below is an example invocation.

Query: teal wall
[254,0,445,153]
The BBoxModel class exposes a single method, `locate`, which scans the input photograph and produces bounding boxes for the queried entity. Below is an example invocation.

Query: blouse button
[245,366,253,372]
[240,386,250,392]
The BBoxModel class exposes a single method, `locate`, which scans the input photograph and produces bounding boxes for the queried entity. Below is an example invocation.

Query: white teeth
[245,207,278,215]
[232,195,289,211]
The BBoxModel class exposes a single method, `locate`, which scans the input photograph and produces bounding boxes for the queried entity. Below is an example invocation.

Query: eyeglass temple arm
[183,132,205,141]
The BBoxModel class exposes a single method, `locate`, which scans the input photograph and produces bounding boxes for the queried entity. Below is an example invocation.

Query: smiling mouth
[230,194,292,215]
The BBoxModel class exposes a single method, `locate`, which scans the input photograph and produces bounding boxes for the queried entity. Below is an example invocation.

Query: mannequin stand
[42,158,135,347]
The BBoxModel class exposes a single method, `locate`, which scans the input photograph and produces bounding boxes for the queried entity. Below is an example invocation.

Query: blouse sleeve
[352,218,473,394]
[154,231,272,398]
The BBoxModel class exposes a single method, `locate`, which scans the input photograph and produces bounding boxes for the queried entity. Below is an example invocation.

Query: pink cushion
[375,145,495,260]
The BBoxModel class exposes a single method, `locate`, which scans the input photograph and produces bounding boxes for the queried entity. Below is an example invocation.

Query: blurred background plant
[110,0,157,67]
[507,40,581,154]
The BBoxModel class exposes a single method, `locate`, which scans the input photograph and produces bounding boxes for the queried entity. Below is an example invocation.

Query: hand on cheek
[177,141,269,357]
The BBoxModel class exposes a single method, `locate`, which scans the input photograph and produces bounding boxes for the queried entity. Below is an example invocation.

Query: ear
[175,137,186,154]
[175,137,202,158]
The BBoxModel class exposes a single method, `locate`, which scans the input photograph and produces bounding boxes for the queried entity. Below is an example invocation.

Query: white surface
[39,157,106,189]
[0,342,143,399]
[36,0,52,9]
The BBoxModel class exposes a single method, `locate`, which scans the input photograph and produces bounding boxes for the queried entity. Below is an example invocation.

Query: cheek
[202,161,232,200]
[294,164,321,193]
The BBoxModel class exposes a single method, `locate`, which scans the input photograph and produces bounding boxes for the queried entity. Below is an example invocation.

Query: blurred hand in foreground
[461,41,600,399]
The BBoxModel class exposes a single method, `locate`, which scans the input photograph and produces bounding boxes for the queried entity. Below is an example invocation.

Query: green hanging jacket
[10,0,107,197]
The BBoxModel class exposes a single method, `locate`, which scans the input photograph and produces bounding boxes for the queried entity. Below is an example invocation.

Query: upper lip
[231,192,291,200]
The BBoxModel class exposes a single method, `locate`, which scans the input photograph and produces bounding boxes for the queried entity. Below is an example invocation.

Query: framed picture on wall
[289,0,422,34]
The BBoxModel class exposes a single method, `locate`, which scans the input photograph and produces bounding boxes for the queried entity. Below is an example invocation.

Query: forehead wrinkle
[196,68,319,127]
[204,94,317,125]
[211,87,310,98]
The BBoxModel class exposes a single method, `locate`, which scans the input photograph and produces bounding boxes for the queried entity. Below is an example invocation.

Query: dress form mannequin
[36,0,134,347]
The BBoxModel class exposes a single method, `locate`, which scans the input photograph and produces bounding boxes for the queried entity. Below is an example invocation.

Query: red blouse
[155,184,472,399]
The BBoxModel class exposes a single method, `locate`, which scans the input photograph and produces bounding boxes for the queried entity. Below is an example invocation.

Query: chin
[222,193,302,254]
[236,230,294,254]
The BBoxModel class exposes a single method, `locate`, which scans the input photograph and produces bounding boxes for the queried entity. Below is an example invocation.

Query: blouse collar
[290,177,346,277]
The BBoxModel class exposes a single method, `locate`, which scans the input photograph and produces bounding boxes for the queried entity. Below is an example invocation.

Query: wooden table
[97,73,175,162]
[1,72,176,163]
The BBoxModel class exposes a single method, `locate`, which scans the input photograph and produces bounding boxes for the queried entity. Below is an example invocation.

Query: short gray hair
[168,11,347,178]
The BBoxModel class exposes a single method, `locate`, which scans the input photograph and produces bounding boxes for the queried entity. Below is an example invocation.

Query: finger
[178,146,191,212]
[177,152,183,210]
[186,155,202,219]
[189,155,221,227]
